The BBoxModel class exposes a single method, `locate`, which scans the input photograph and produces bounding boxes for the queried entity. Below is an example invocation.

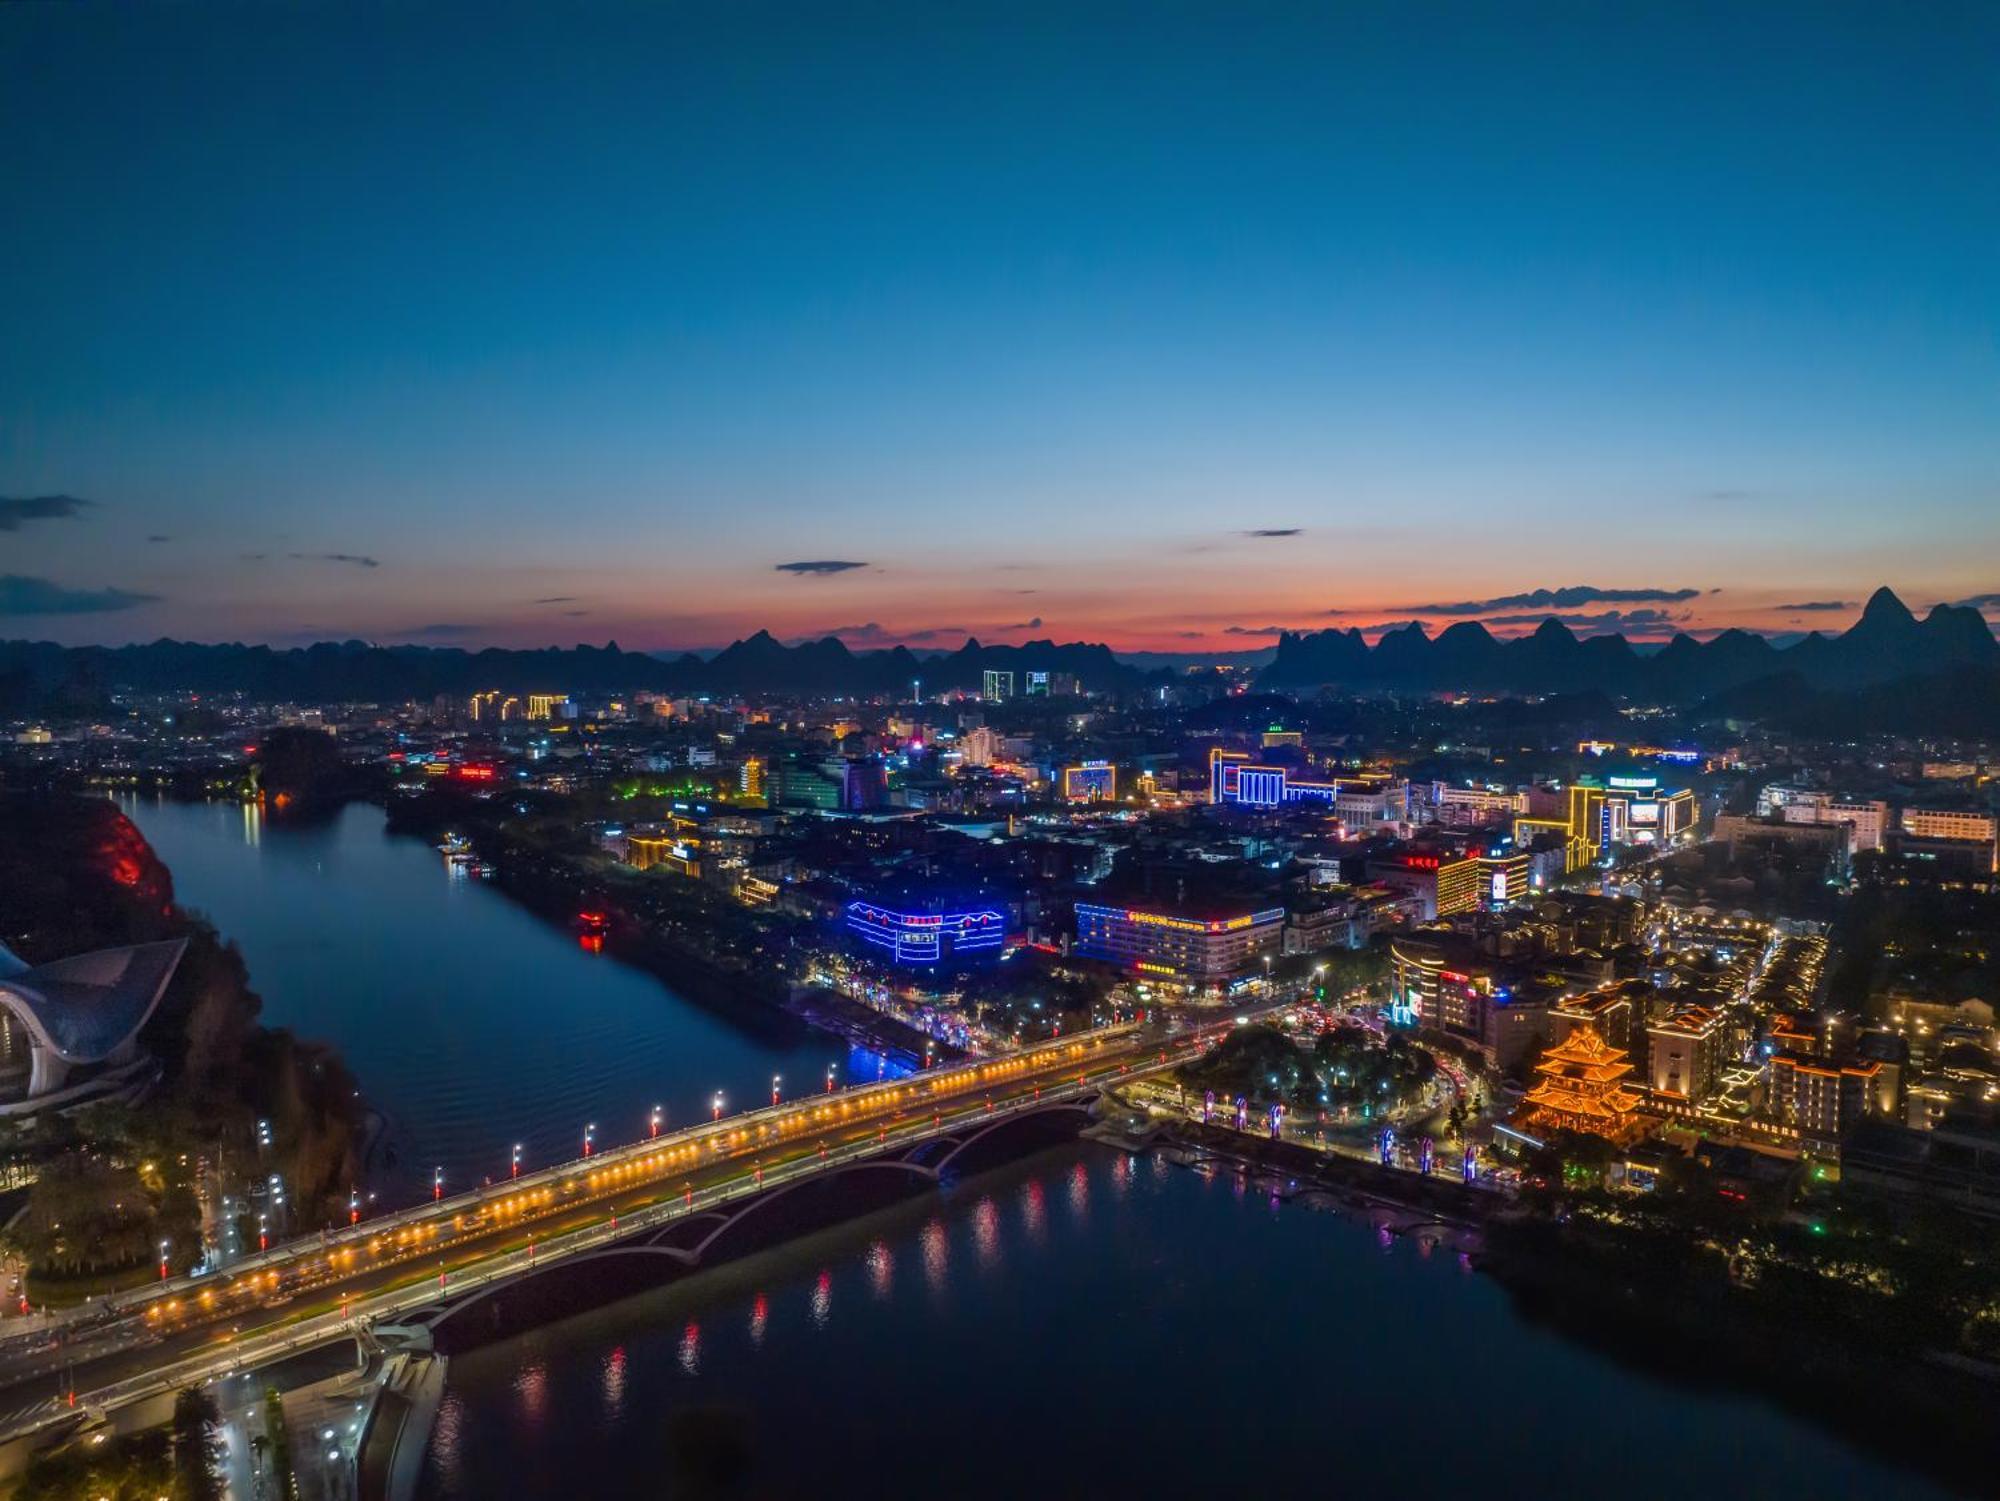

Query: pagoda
[1518,1022,1646,1142]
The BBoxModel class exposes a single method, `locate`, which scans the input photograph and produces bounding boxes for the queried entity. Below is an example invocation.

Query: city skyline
[5,2,1997,652]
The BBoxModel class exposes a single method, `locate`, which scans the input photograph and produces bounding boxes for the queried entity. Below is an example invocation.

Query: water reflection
[513,1362,547,1425]
[424,1147,1950,1501]
[919,1218,949,1294]
[865,1239,893,1299]
[600,1346,625,1423]
[971,1196,1000,1268]
[1019,1178,1046,1245]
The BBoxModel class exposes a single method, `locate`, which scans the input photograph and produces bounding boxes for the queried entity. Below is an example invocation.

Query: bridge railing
[84,1022,1147,1320]
[0,1050,1182,1446]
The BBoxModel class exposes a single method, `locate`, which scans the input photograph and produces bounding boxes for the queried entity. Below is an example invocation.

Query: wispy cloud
[146,534,173,544]
[1223,624,1293,636]
[775,560,868,575]
[998,616,1043,631]
[289,552,380,568]
[534,595,578,605]
[1773,600,1853,612]
[0,574,159,615]
[1242,528,1301,538]
[0,495,93,531]
[1401,584,1701,615]
[1950,592,2000,612]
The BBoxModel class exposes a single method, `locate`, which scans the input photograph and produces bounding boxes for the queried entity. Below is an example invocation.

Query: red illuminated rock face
[0,795,179,953]
[91,806,175,915]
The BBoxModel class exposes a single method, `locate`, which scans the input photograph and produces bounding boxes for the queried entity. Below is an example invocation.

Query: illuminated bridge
[0,1020,1212,1447]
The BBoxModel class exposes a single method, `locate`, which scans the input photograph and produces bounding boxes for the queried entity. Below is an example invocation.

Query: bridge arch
[685,1158,937,1263]
[931,1098,1099,1176]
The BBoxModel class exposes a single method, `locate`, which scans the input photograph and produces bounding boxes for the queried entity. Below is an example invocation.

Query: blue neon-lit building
[846,900,1007,965]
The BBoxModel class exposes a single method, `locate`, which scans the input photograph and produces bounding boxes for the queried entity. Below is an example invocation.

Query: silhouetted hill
[0,633,1144,713]
[1,588,1986,714]
[1262,588,1993,698]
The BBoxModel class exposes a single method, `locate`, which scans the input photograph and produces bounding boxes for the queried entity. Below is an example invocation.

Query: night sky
[4,2,1995,651]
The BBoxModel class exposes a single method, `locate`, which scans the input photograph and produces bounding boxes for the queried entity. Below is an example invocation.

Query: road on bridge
[0,1018,1227,1438]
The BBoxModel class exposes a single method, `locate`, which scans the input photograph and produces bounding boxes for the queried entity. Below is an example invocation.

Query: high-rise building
[982,669,1016,701]
[527,694,567,721]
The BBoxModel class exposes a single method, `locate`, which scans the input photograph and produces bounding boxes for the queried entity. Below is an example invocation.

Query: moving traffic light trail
[0,1021,1211,1444]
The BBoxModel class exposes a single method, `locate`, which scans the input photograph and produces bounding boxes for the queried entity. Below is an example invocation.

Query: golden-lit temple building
[1519,1022,1647,1142]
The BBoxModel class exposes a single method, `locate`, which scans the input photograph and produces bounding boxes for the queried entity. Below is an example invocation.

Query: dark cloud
[401,623,478,637]
[289,552,380,568]
[998,616,1044,631]
[0,574,159,615]
[1950,592,2000,611]
[1175,631,1204,639]
[562,609,590,617]
[901,626,972,642]
[775,560,868,575]
[0,495,93,531]
[533,596,577,605]
[1700,489,1753,502]
[1355,621,1426,635]
[147,534,173,544]
[1223,624,1292,636]
[1482,607,1686,631]
[1404,585,1701,615]
[1243,528,1302,538]
[1773,600,1854,612]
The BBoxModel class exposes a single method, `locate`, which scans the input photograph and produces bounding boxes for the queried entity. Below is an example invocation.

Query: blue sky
[3,1,1995,649]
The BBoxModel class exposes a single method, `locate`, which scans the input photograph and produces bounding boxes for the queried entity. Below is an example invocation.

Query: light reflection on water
[421,1144,1954,1501]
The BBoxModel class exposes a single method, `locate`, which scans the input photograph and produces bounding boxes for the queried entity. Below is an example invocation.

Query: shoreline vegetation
[0,792,364,1300]
[378,785,945,1066]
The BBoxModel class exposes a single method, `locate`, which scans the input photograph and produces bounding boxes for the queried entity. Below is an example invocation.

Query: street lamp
[712,1091,724,1122]
[825,1063,836,1094]
[583,1123,596,1158]
[511,1143,522,1179]
[650,1105,663,1139]
[258,1214,268,1253]
[349,1190,360,1226]
[771,1074,782,1107]
[159,1239,170,1281]
[433,1166,444,1202]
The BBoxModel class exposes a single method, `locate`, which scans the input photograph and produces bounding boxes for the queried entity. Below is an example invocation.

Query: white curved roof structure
[0,939,186,1103]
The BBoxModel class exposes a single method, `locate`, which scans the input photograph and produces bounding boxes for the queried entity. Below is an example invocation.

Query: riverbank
[1148,1107,1992,1498]
[1480,1215,1993,1496]
[0,792,367,1294]
[380,790,941,1067]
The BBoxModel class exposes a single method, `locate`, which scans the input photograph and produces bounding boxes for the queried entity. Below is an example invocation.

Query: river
[124,797,1956,1500]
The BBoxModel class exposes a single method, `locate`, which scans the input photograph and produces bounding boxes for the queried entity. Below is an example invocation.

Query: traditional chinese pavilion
[1519,1022,1646,1142]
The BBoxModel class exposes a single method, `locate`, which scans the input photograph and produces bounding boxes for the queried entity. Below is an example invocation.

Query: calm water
[123,798,881,1196]
[128,796,1954,1501]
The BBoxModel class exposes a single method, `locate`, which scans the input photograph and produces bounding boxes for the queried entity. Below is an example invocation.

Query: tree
[172,1387,223,1501]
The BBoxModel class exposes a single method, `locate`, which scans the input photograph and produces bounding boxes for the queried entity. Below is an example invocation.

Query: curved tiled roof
[0,939,186,1062]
